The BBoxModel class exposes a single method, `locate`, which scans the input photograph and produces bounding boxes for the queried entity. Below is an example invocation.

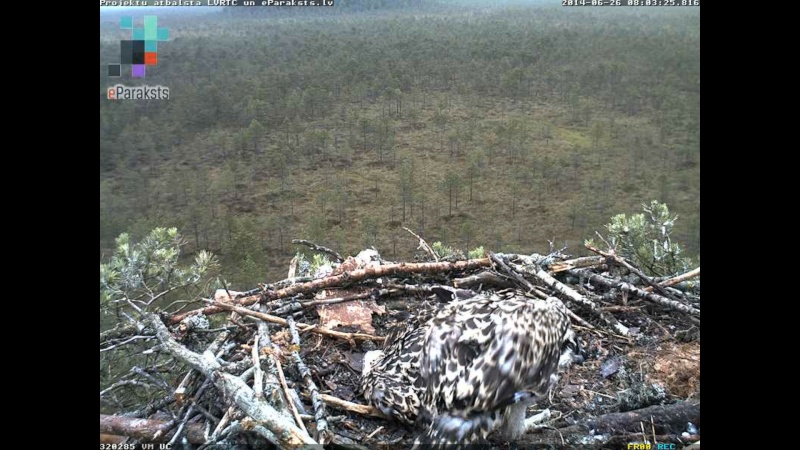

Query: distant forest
[99,1,700,287]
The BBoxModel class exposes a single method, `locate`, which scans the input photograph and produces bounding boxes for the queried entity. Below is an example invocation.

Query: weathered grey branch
[131,366,171,391]
[145,313,317,448]
[292,239,344,262]
[557,400,700,435]
[100,414,206,444]
[271,289,398,316]
[494,254,627,335]
[452,270,517,289]
[210,406,235,442]
[170,258,492,324]
[490,254,596,330]
[569,269,700,317]
[585,244,682,301]
[644,267,700,292]
[100,335,154,352]
[316,393,386,419]
[522,262,629,336]
[403,226,439,261]
[207,300,384,343]
[100,379,152,397]
[251,335,264,401]
[100,322,146,343]
[275,352,307,433]
[123,397,176,419]
[287,316,332,445]
[253,305,284,404]
[547,255,606,273]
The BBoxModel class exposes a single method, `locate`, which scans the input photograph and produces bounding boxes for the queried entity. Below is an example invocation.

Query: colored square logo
[132,40,145,64]
[144,16,158,40]
[132,65,146,78]
[120,40,133,64]
[112,16,168,78]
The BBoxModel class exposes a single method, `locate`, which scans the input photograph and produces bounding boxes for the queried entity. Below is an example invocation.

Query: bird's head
[559,328,585,369]
[362,350,385,378]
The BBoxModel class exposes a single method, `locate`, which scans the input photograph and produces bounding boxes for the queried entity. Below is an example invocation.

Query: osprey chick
[361,290,579,446]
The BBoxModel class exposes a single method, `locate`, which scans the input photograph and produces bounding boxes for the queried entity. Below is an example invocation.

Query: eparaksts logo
[107,84,170,100]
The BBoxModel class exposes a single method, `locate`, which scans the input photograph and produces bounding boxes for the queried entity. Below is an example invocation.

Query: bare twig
[145,313,317,448]
[100,379,152,397]
[252,334,264,400]
[131,366,171,391]
[493,254,627,336]
[206,300,384,343]
[491,254,595,329]
[366,426,384,440]
[586,244,681,301]
[271,289,398,316]
[292,239,344,263]
[489,253,541,295]
[274,355,307,434]
[287,316,332,445]
[570,269,700,317]
[644,267,700,292]
[555,400,700,436]
[316,393,386,419]
[547,256,606,273]
[100,414,207,444]
[505,256,629,336]
[600,305,644,313]
[452,270,517,289]
[564,308,595,329]
[171,258,491,324]
[210,406,235,442]
[100,323,142,343]
[100,335,154,352]
[403,227,439,261]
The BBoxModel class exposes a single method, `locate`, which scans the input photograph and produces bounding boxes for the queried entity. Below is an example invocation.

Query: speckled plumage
[361,290,576,446]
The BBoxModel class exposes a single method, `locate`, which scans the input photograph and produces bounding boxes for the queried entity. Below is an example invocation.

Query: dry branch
[206,300,384,343]
[490,254,595,330]
[502,254,629,336]
[272,288,398,316]
[274,355,306,433]
[287,316,332,445]
[570,269,701,317]
[170,258,491,324]
[644,267,700,292]
[100,414,207,444]
[317,394,387,419]
[100,323,144,343]
[144,313,317,448]
[548,256,606,273]
[452,271,517,289]
[253,304,294,418]
[585,244,681,301]
[403,226,439,261]
[556,400,700,436]
[292,239,344,263]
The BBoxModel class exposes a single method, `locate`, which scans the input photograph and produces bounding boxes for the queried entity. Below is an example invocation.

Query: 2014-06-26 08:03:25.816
[562,0,699,5]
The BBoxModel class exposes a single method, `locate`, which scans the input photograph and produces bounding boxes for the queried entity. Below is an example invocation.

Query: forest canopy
[100,1,699,290]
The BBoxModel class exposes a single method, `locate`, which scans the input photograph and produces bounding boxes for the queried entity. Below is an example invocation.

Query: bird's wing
[420,296,570,416]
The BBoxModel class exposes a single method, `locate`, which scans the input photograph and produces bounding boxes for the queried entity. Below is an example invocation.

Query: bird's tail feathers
[413,410,502,449]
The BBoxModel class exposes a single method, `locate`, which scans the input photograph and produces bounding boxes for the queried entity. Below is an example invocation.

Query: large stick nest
[100,245,700,449]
